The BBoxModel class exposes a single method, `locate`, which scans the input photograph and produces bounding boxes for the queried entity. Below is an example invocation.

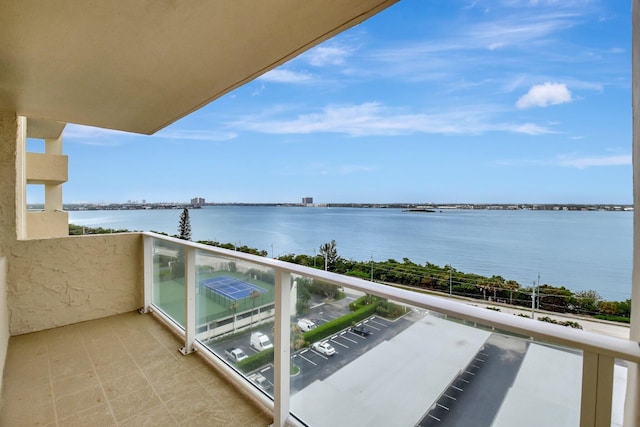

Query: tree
[178,208,192,240]
[249,289,261,325]
[319,239,339,271]
[229,302,238,332]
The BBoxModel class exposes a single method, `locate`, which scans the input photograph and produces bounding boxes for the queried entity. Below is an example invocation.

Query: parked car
[311,340,336,356]
[224,347,248,363]
[250,332,273,351]
[249,373,273,392]
[297,318,316,332]
[351,324,372,336]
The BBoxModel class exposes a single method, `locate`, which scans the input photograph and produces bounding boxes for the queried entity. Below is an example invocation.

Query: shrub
[302,304,378,343]
[594,314,631,324]
[236,348,274,373]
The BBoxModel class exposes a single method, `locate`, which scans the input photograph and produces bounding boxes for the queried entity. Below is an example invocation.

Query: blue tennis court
[200,276,267,301]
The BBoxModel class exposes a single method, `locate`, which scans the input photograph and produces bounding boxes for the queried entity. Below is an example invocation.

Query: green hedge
[302,303,378,343]
[594,314,631,324]
[236,348,274,373]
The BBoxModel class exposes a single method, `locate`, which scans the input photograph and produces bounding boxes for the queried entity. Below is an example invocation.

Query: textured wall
[8,233,143,335]
[0,112,143,336]
[0,112,18,397]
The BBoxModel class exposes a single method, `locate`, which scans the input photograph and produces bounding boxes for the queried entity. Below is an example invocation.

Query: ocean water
[68,206,633,301]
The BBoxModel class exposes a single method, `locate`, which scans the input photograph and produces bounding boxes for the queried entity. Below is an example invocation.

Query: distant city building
[302,197,313,205]
[191,197,205,207]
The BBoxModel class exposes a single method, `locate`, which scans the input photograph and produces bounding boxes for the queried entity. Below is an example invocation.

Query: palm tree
[249,290,261,325]
[230,302,238,332]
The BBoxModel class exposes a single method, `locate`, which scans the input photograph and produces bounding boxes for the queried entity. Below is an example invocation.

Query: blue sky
[36,0,631,205]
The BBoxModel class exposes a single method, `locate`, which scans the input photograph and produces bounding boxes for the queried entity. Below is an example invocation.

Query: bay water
[68,206,632,301]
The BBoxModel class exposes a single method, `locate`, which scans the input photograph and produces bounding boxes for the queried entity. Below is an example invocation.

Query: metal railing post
[140,234,153,314]
[273,269,291,427]
[580,351,614,427]
[180,246,196,355]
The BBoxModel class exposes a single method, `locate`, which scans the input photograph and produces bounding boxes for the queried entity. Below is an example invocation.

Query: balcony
[1,231,638,426]
[1,311,272,426]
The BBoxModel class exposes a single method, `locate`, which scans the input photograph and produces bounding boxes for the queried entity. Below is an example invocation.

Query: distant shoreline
[54,202,634,212]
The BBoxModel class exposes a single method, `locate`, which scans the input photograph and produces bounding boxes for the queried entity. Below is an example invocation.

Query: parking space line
[443,394,456,401]
[368,319,388,328]
[457,378,470,384]
[436,403,449,411]
[330,339,349,349]
[474,357,485,362]
[464,370,475,375]
[471,364,481,369]
[428,414,441,421]
[260,367,271,373]
[451,385,463,392]
[297,353,317,366]
[339,332,358,343]
[364,323,381,331]
[310,349,328,360]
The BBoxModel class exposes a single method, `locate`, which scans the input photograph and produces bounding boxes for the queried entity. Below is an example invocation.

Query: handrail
[143,231,640,364]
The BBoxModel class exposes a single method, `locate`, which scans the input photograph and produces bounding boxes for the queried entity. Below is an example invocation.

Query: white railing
[141,232,640,427]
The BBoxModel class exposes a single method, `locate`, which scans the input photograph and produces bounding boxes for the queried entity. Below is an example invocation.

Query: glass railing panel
[194,249,276,397]
[288,279,585,427]
[151,239,186,327]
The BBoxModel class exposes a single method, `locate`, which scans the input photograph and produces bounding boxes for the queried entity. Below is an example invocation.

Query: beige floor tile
[181,405,235,427]
[52,369,100,398]
[93,355,139,382]
[102,370,150,401]
[57,402,116,427]
[117,405,178,427]
[0,399,55,427]
[55,383,107,420]
[108,387,162,422]
[1,312,270,427]
[162,388,211,421]
[49,353,94,380]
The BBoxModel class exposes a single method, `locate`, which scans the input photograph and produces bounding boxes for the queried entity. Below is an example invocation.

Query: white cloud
[557,154,631,169]
[230,102,552,137]
[155,129,237,142]
[516,82,572,109]
[512,123,555,135]
[63,124,133,146]
[258,69,313,84]
[305,45,351,66]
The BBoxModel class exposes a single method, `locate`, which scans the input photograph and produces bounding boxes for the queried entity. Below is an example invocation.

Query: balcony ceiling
[0,0,397,135]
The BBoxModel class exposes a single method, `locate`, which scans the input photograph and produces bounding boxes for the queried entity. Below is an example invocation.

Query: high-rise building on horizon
[302,197,313,205]
[191,197,205,207]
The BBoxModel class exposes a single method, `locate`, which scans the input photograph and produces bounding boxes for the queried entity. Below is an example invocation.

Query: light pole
[531,281,536,318]
[449,266,452,296]
[370,254,374,282]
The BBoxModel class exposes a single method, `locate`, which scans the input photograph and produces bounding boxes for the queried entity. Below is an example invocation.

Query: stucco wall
[0,112,143,336]
[7,233,143,335]
[0,112,18,399]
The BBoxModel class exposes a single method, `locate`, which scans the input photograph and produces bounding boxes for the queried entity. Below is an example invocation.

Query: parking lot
[206,296,416,394]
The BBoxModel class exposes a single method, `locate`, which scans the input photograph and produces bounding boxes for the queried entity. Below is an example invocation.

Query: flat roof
[291,314,491,426]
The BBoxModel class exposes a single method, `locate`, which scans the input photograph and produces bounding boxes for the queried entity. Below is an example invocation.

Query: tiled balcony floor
[0,311,272,426]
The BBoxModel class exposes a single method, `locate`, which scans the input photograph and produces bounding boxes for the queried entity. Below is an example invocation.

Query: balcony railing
[141,232,640,427]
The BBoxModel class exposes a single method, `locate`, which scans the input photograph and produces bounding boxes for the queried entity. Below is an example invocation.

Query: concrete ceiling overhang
[0,0,397,135]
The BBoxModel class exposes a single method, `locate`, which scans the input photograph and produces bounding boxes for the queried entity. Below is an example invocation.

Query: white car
[312,341,336,356]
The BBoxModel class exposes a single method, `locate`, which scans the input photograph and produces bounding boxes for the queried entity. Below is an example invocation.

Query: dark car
[351,325,372,336]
